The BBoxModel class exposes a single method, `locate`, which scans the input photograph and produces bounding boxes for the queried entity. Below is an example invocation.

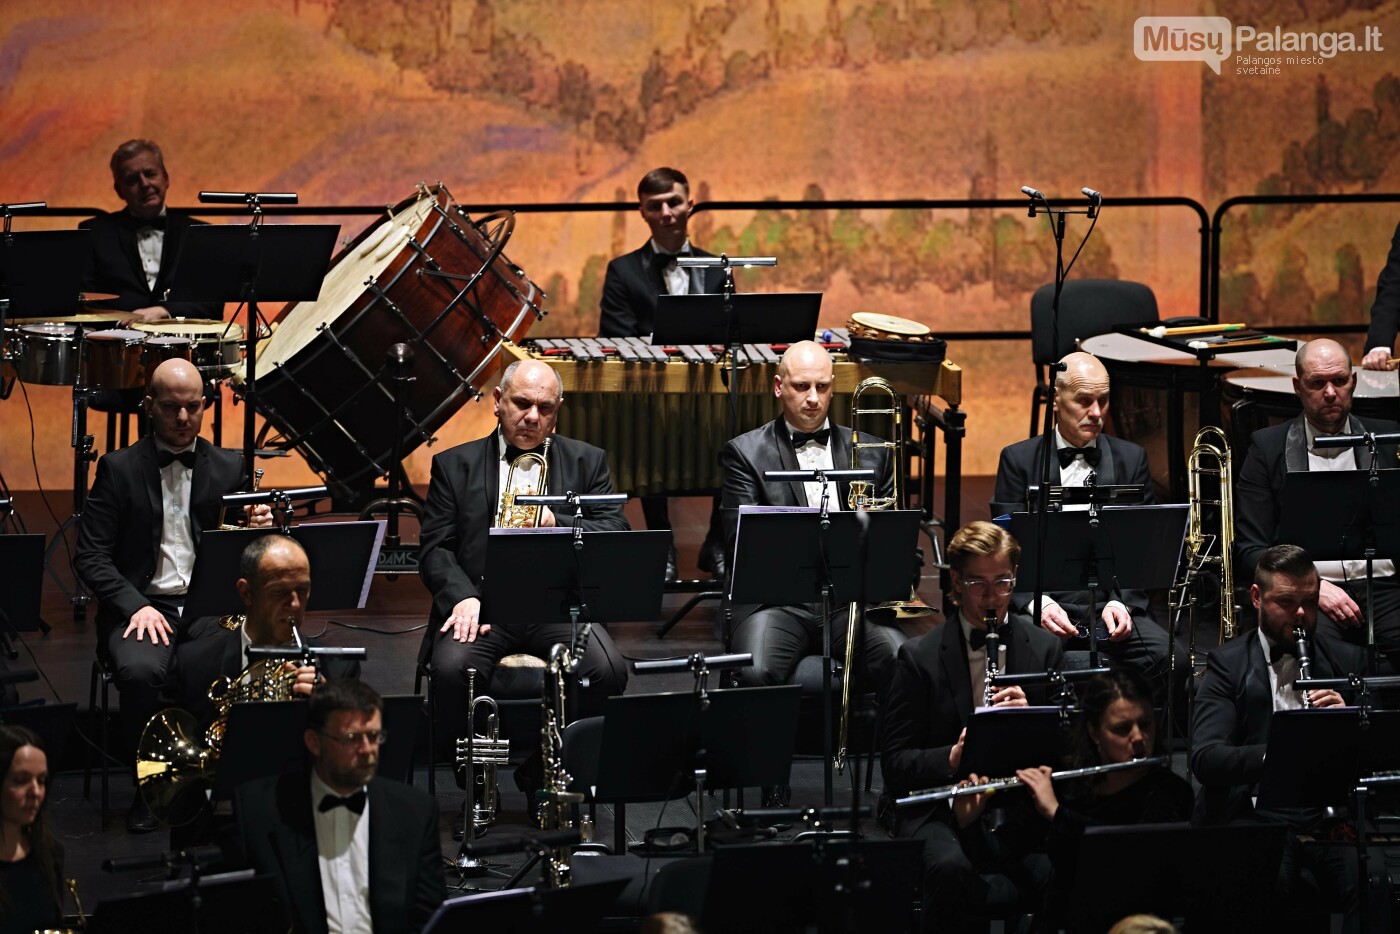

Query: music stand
[423,878,628,933]
[1068,822,1287,933]
[88,871,285,934]
[0,533,45,633]
[377,693,423,783]
[1008,504,1189,667]
[956,707,1075,781]
[595,685,801,853]
[1279,469,1400,673]
[183,521,385,617]
[1256,708,1365,812]
[166,223,340,488]
[0,701,75,765]
[210,700,308,802]
[0,229,90,316]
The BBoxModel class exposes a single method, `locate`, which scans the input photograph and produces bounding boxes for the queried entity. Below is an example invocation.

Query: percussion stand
[40,329,92,624]
[359,343,423,559]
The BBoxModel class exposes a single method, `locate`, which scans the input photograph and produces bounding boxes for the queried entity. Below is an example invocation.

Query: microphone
[1020,185,1045,200]
[1080,187,1103,201]
[198,191,299,205]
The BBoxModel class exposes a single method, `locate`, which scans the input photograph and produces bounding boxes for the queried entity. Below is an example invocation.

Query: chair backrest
[560,715,605,796]
[1030,279,1160,365]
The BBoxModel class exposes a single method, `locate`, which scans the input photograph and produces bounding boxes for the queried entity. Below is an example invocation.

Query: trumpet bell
[865,592,939,622]
[137,708,216,827]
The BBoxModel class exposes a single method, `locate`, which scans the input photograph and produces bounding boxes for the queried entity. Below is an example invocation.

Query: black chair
[1029,279,1160,437]
[82,656,115,829]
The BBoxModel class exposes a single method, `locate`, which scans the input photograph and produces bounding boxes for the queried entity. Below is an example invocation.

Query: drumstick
[1141,322,1247,337]
[1186,337,1285,351]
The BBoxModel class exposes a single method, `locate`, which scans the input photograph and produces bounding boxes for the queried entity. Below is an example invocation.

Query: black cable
[321,618,428,636]
[18,380,71,552]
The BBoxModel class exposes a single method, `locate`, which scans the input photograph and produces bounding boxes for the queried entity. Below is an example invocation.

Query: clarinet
[1294,626,1313,709]
[982,613,1000,708]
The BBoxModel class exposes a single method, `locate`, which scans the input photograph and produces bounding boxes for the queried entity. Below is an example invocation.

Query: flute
[896,755,1168,807]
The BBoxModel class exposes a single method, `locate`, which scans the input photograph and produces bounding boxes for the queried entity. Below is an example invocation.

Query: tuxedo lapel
[190,440,211,548]
[1284,417,1310,474]
[273,775,327,934]
[831,425,852,506]
[138,438,162,558]
[1095,436,1117,483]
[481,434,500,527]
[939,619,974,727]
[155,218,180,299]
[367,780,394,924]
[1243,638,1274,744]
[641,243,665,297]
[115,217,147,297]
[769,419,806,505]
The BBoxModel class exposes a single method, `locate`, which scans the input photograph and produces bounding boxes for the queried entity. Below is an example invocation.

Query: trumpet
[497,438,551,527]
[898,755,1169,806]
[455,668,510,834]
[982,614,1001,708]
[1295,626,1314,709]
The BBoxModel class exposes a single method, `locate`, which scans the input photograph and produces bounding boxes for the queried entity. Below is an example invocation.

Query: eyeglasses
[960,578,1017,597]
[319,729,388,747]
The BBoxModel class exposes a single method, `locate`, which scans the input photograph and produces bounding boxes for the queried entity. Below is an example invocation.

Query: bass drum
[237,184,545,493]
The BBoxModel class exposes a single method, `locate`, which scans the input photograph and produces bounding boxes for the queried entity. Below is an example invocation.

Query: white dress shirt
[960,611,1007,710]
[1257,628,1304,713]
[650,237,692,297]
[496,429,546,526]
[1304,418,1396,583]
[786,419,840,510]
[135,210,167,292]
[147,440,197,597]
[310,771,373,934]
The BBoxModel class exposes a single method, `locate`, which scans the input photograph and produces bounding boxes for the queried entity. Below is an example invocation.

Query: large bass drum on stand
[236,183,546,496]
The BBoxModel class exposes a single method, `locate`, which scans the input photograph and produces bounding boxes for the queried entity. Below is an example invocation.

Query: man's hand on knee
[442,597,488,644]
[124,606,174,646]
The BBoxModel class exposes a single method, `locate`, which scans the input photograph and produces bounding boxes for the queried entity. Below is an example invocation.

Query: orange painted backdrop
[3,0,1399,491]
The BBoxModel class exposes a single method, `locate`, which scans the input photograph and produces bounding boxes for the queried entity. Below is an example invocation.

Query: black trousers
[100,594,185,760]
[729,603,906,700]
[906,813,1050,933]
[1317,575,1400,672]
[427,619,628,751]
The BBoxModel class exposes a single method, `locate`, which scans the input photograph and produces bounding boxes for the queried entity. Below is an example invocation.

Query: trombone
[1171,426,1238,683]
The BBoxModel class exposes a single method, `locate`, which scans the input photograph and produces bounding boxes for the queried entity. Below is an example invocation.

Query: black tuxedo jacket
[231,771,445,934]
[597,241,728,337]
[418,432,629,632]
[74,436,246,638]
[720,417,894,621]
[80,210,224,318]
[1366,220,1400,354]
[1235,414,1400,579]
[1190,625,1367,824]
[992,432,1155,619]
[882,616,1064,832]
[171,616,362,729]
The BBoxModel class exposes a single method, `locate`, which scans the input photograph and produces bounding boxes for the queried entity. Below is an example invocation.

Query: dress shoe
[665,545,678,583]
[697,538,727,580]
[760,784,791,808]
[126,796,158,835]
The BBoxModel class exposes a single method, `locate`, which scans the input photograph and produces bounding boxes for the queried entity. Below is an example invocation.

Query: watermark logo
[1134,16,1384,75]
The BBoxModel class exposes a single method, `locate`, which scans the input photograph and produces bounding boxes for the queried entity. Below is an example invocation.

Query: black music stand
[956,707,1075,781]
[729,506,919,805]
[0,533,45,636]
[1255,707,1365,811]
[1068,822,1287,933]
[166,223,340,488]
[594,685,801,853]
[1009,504,1189,668]
[0,701,76,765]
[88,871,284,934]
[653,292,822,346]
[183,521,385,617]
[423,878,628,933]
[210,700,308,802]
[1279,469,1400,674]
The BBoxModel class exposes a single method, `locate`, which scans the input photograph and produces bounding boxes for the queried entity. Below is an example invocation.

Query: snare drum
[83,329,147,391]
[141,335,193,386]
[14,324,78,385]
[133,319,243,377]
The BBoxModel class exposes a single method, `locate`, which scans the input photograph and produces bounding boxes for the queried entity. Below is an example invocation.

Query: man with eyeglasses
[233,678,446,934]
[882,521,1063,932]
[171,534,359,733]
[75,357,272,833]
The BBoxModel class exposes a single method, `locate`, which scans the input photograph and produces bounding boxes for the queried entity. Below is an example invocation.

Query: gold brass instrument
[496,437,551,527]
[982,613,1001,708]
[538,627,591,888]
[218,466,264,529]
[137,619,308,825]
[1171,426,1238,683]
[898,755,1169,805]
[834,378,934,774]
[36,877,87,934]
[455,668,510,834]
[1295,626,1314,709]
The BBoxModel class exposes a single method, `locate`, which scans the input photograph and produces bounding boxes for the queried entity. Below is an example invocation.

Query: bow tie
[120,211,167,232]
[968,626,1002,651]
[503,443,547,463]
[1269,642,1300,665]
[157,448,196,470]
[790,428,831,448]
[651,249,689,273]
[318,790,367,815]
[1058,445,1101,468]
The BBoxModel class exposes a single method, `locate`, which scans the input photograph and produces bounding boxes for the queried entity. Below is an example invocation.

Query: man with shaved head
[1237,338,1400,663]
[75,357,271,832]
[721,340,909,735]
[993,351,1173,683]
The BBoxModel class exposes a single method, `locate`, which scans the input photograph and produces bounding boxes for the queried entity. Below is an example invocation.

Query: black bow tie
[968,626,1002,651]
[790,428,831,448]
[1269,642,1300,665]
[157,448,196,470]
[503,443,547,463]
[120,211,167,232]
[1058,445,1101,468]
[651,248,689,273]
[318,790,366,815]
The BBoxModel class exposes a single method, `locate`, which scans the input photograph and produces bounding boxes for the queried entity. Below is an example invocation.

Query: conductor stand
[359,343,423,570]
[1020,184,1103,658]
[170,192,335,488]
[1284,432,1400,677]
